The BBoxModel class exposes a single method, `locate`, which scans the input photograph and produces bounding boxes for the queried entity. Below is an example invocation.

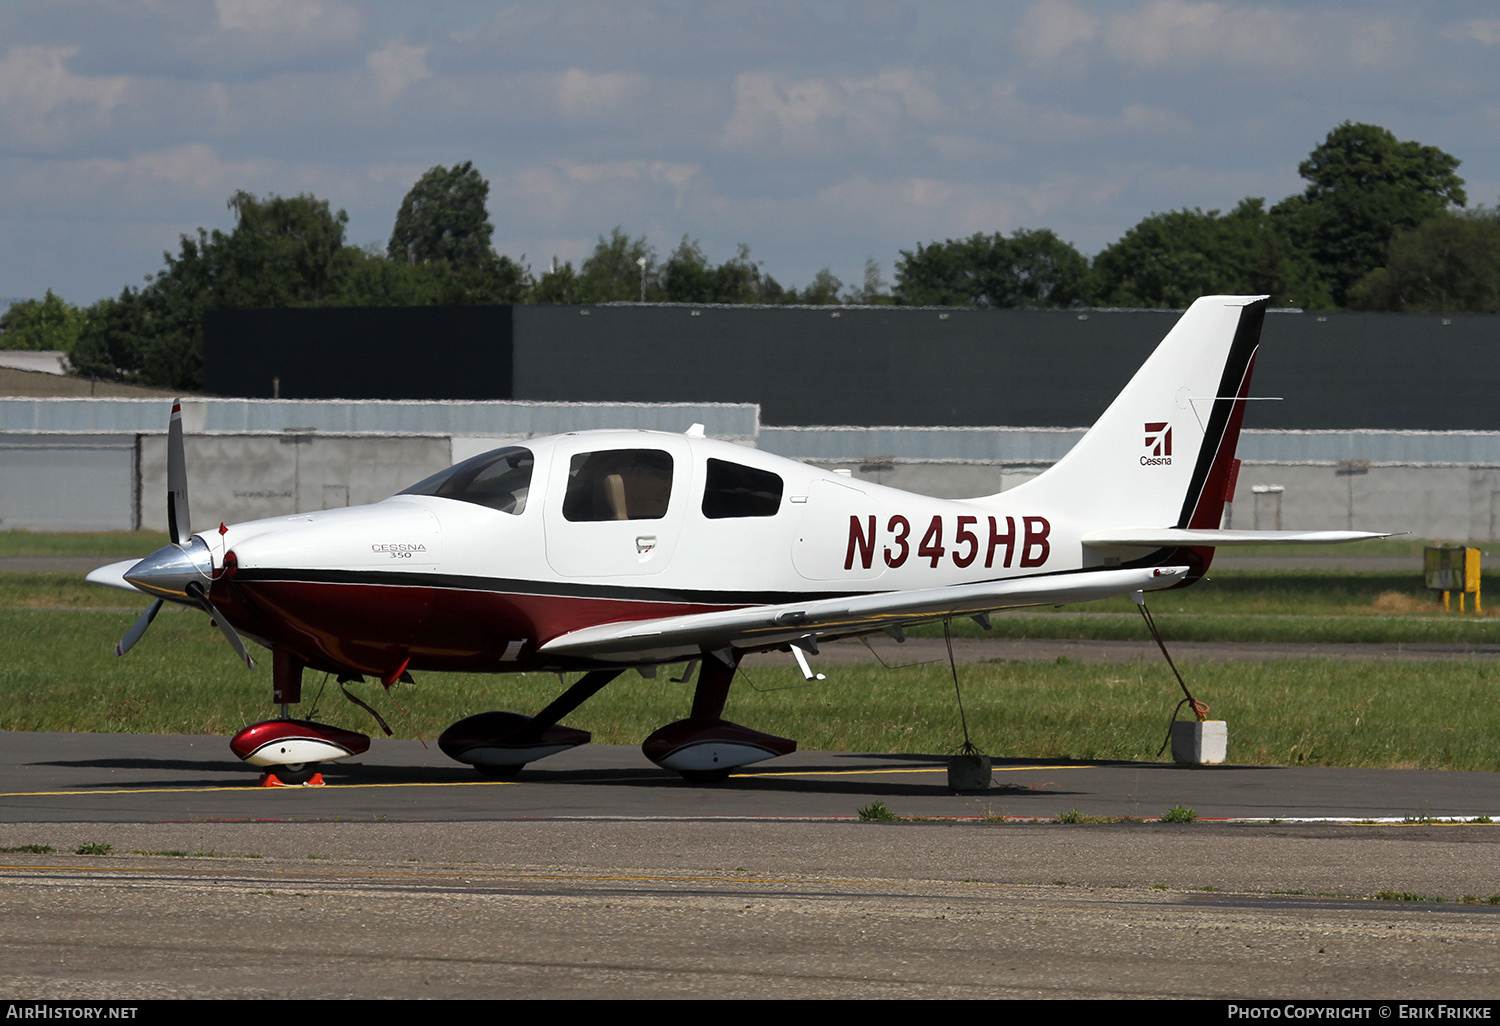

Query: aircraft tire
[474,763,524,779]
[270,763,317,785]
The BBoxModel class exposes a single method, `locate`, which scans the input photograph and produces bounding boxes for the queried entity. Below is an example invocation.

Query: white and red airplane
[88,295,1380,784]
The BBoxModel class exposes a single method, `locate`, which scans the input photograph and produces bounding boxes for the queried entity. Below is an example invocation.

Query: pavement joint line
[0,862,905,888]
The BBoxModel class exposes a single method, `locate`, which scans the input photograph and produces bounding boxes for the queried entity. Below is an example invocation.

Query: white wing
[540,565,1188,663]
[1082,529,1389,547]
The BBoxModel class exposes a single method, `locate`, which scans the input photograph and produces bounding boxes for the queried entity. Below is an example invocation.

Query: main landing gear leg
[228,647,371,786]
[642,653,796,784]
[438,669,624,777]
[526,669,624,740]
[691,654,736,720]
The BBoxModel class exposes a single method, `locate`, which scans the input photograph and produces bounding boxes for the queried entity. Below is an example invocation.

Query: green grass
[6,605,1500,770]
[0,573,143,609]
[948,611,1498,645]
[10,541,1500,769]
[0,531,169,558]
[1206,537,1435,559]
[909,569,1498,644]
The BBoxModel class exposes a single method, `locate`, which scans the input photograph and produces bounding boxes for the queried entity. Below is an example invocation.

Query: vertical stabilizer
[996,296,1268,533]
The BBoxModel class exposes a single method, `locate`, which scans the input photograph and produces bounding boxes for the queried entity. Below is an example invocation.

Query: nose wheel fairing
[229,719,371,769]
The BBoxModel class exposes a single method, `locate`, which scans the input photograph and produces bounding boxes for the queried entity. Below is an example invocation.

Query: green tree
[847,259,893,305]
[1274,122,1466,306]
[211,190,357,307]
[895,228,1087,307]
[0,290,88,351]
[331,252,531,306]
[71,191,360,388]
[72,186,536,388]
[575,228,656,302]
[387,162,496,270]
[530,261,582,303]
[1089,200,1329,309]
[659,238,766,303]
[796,268,844,305]
[70,286,201,391]
[1350,207,1500,313]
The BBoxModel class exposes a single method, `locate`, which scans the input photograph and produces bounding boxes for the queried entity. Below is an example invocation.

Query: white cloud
[5,145,278,217]
[1014,1,1101,64]
[554,68,644,121]
[0,46,132,148]
[558,159,699,192]
[1443,18,1500,47]
[719,68,946,157]
[497,159,703,228]
[365,42,430,104]
[1017,0,1402,78]
[1104,0,1239,69]
[195,0,366,76]
[214,0,360,38]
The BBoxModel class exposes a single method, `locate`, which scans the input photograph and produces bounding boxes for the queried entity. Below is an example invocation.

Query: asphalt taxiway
[1,729,1497,824]
[2,733,1499,998]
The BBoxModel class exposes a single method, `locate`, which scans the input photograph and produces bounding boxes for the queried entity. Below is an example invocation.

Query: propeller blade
[115,599,163,657]
[166,399,191,546]
[186,582,255,670]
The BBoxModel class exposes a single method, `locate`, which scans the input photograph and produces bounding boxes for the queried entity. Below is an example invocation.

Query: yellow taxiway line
[0,763,1091,799]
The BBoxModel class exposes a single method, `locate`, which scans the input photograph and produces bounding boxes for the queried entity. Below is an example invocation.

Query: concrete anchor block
[947,753,992,791]
[1171,720,1227,765]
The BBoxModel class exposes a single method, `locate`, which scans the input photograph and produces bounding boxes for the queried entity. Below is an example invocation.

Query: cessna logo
[373,543,427,559]
[1142,422,1172,465]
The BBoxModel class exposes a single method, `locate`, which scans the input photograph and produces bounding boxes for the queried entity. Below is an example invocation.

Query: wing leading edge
[539,565,1190,664]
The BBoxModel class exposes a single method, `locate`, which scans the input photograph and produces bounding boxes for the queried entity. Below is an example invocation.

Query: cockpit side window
[701,458,783,519]
[400,446,534,515]
[563,449,674,522]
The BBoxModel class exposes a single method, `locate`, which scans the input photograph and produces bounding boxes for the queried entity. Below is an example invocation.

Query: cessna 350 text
[88,295,1381,784]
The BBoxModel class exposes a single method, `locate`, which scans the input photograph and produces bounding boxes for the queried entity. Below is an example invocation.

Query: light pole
[637,256,648,303]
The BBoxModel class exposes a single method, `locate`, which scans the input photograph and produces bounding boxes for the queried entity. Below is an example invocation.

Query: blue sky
[4,0,1499,305]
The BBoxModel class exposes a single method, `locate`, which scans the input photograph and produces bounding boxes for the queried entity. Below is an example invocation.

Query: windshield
[400,446,534,514]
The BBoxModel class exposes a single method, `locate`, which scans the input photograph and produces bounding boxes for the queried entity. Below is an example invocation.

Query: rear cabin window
[399,446,533,515]
[701,459,783,519]
[563,449,674,522]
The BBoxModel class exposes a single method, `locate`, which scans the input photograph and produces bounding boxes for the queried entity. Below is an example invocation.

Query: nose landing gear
[228,649,369,786]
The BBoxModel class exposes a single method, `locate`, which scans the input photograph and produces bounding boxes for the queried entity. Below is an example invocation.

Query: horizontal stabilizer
[1082,529,1391,548]
[540,565,1189,663]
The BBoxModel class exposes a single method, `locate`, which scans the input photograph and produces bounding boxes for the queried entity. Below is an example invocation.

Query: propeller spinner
[114,400,255,669]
